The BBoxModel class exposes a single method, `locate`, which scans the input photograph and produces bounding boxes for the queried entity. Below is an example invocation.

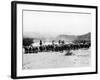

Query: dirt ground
[22,48,91,70]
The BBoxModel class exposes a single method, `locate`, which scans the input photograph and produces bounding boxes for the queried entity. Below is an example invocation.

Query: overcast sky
[23,10,91,36]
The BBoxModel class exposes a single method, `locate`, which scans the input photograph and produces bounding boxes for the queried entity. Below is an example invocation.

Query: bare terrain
[22,48,91,70]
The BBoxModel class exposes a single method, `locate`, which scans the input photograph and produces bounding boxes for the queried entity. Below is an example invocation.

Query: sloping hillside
[23,32,91,42]
[56,34,77,42]
[76,33,91,41]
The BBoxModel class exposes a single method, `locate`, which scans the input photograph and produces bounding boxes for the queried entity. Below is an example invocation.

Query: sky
[23,10,91,36]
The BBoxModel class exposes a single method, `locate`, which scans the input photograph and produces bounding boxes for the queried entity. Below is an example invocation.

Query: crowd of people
[23,40,91,54]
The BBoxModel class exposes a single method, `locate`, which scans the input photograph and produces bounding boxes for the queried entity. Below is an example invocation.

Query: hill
[56,34,77,42]
[76,32,91,41]
[23,32,91,42]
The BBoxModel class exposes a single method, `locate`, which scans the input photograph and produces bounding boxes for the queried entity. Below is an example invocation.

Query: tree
[23,38,33,46]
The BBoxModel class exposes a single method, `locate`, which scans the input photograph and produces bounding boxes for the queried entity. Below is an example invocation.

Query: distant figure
[40,40,42,46]
[58,40,61,45]
[62,40,65,45]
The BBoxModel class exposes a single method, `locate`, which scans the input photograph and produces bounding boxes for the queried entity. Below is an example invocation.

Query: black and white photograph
[23,10,91,69]
[11,1,97,79]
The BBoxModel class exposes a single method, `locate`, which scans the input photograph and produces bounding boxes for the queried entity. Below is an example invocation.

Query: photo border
[11,1,98,79]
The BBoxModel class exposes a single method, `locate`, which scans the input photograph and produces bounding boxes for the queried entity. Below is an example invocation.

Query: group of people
[23,40,91,54]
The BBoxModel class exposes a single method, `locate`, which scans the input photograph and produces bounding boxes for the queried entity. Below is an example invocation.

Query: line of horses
[23,41,91,54]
